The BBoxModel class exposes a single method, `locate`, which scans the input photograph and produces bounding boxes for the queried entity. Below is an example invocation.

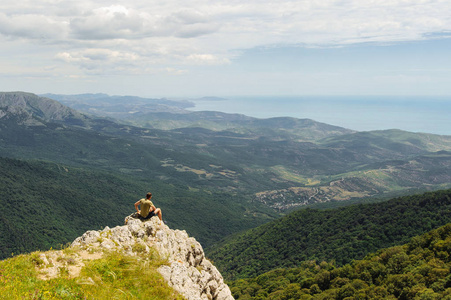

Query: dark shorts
[141,210,156,220]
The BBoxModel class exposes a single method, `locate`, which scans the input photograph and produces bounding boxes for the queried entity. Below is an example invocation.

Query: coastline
[186,96,451,135]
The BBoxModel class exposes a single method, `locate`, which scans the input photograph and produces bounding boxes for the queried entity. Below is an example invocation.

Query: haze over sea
[188,96,451,136]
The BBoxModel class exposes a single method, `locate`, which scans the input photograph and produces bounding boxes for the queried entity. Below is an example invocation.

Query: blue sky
[1,0,451,97]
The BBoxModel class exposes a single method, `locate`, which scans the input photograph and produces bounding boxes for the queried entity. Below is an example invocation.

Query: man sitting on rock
[126,192,163,224]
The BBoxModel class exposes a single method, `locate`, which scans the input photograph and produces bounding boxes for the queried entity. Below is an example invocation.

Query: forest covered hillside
[228,223,451,299]
[0,157,270,260]
[1,92,451,260]
[2,92,450,212]
[207,189,451,280]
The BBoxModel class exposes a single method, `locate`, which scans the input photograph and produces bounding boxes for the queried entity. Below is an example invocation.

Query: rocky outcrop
[72,216,234,300]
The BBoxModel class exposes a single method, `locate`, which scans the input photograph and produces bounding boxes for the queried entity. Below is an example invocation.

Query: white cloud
[66,5,220,40]
[1,0,451,77]
[0,12,66,40]
[55,48,142,73]
[1,0,450,45]
[69,5,146,40]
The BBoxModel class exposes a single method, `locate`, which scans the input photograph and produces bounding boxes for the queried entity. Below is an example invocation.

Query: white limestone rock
[71,215,234,300]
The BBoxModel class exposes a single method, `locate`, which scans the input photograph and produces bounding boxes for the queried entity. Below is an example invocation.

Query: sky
[1,0,451,97]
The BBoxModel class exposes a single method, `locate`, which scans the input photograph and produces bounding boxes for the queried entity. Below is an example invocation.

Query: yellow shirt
[139,198,153,218]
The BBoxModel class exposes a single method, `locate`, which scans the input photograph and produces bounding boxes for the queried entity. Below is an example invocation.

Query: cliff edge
[70,216,234,300]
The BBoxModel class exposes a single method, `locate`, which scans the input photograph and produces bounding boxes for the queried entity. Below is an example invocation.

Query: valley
[1,91,450,259]
[42,92,451,208]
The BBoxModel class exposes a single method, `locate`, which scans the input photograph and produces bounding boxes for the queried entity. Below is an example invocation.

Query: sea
[187,96,451,135]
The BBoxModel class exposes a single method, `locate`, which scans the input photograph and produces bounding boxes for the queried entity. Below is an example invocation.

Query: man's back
[140,198,153,218]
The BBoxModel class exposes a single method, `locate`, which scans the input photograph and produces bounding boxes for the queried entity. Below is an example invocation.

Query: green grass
[270,165,321,185]
[0,249,184,299]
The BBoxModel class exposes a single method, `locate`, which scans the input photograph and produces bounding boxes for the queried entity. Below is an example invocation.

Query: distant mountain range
[1,91,451,258]
[41,93,194,118]
[2,92,451,209]
[2,91,450,299]
[42,92,354,140]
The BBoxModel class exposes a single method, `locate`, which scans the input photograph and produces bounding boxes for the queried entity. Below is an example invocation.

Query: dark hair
[146,192,152,199]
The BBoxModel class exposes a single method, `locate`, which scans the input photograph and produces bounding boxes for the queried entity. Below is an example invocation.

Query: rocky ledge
[71,216,234,300]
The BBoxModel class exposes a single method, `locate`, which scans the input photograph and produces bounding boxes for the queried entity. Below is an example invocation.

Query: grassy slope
[0,246,183,299]
[207,189,451,280]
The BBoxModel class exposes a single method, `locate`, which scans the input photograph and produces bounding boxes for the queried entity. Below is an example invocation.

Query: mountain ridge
[1,91,451,260]
[207,189,451,280]
[0,92,88,126]
[2,91,450,209]
[43,92,355,140]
